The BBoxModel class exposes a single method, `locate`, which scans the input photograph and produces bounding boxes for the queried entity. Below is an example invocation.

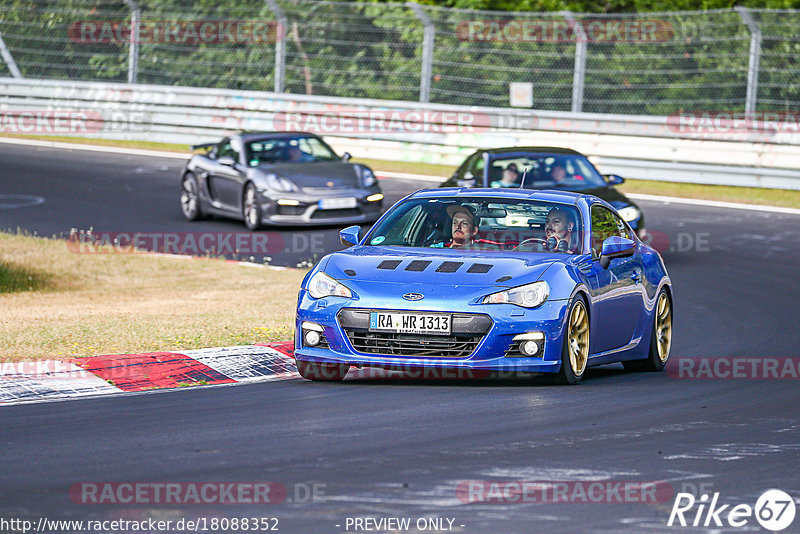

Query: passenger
[439,205,499,250]
[490,163,520,188]
[550,163,567,184]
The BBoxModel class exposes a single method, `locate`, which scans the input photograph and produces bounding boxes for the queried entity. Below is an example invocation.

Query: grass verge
[3,134,799,208]
[0,232,305,362]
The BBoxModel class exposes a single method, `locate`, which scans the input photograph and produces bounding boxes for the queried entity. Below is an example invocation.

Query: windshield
[366,197,584,254]
[244,136,339,166]
[486,153,607,189]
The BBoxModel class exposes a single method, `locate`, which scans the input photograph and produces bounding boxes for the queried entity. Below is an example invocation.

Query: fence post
[735,7,761,116]
[408,2,434,103]
[561,11,586,113]
[0,32,22,78]
[123,0,140,84]
[265,0,287,93]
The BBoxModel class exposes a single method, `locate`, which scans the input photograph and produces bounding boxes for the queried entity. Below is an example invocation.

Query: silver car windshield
[245,136,339,166]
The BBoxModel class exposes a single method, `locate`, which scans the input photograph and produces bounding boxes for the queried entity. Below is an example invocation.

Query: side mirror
[218,155,236,167]
[339,225,361,247]
[599,236,635,269]
[342,152,352,162]
[457,172,476,188]
[604,174,625,186]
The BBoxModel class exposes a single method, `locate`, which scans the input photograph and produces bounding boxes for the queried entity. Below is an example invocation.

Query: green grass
[4,133,799,208]
[0,260,51,293]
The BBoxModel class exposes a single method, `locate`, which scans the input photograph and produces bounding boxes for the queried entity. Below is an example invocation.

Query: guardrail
[1,77,799,189]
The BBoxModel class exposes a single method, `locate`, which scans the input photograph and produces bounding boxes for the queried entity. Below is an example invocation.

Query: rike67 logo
[668,489,796,531]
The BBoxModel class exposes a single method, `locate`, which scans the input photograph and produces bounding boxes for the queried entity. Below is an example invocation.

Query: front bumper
[295,290,570,374]
[260,188,383,226]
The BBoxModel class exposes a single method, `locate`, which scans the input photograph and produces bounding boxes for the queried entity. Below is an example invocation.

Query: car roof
[480,146,583,156]
[234,131,324,142]
[411,188,591,205]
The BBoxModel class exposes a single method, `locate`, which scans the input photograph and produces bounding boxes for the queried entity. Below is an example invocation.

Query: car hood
[323,246,565,288]
[256,161,359,189]
[575,185,634,208]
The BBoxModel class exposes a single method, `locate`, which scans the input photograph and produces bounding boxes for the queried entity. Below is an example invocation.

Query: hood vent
[495,275,512,282]
[405,260,432,272]
[468,263,493,274]
[378,260,402,270]
[436,261,463,273]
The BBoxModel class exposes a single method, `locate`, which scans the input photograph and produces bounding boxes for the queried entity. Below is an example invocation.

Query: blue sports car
[294,188,672,385]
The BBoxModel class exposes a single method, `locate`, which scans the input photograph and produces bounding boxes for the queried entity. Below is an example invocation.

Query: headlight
[307,271,352,299]
[617,206,640,222]
[359,166,376,187]
[265,173,295,192]
[483,281,549,308]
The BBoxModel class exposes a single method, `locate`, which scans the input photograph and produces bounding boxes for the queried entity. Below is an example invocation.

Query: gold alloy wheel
[655,292,672,363]
[568,301,590,376]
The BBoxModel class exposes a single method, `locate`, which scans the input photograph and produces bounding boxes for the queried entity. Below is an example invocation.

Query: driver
[550,163,567,184]
[545,207,577,253]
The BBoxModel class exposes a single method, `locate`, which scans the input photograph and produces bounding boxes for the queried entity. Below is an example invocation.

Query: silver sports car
[180,132,384,228]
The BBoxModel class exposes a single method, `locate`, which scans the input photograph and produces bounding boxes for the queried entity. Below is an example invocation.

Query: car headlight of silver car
[265,173,296,193]
[307,271,353,299]
[359,166,377,187]
[617,206,640,222]
[483,281,549,308]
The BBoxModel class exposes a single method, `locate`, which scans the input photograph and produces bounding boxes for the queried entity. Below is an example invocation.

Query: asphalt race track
[2,142,800,533]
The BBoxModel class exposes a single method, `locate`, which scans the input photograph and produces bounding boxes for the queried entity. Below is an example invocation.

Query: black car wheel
[296,359,349,382]
[554,296,590,385]
[623,289,672,372]
[242,183,262,230]
[180,173,204,221]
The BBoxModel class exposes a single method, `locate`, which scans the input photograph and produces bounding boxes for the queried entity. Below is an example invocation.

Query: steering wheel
[516,238,548,251]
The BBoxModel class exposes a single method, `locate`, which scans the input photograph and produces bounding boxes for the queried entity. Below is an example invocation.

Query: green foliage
[0,260,50,293]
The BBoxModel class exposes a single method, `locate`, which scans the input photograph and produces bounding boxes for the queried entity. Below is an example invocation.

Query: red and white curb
[0,343,297,405]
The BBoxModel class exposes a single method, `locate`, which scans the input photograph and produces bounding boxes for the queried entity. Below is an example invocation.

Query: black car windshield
[486,153,607,189]
[244,136,339,166]
[366,197,584,254]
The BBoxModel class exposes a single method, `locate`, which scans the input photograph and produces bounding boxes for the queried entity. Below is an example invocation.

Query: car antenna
[519,167,528,189]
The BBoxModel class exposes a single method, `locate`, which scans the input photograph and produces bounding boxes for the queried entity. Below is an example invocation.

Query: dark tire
[623,289,672,372]
[554,296,590,385]
[242,183,263,230]
[180,173,204,221]
[296,359,349,382]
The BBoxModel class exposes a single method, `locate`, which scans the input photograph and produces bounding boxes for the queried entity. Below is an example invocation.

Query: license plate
[318,197,357,210]
[369,312,451,335]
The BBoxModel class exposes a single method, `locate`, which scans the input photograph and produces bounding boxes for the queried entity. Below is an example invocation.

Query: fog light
[519,340,540,357]
[304,330,321,347]
[277,199,300,206]
[366,193,384,202]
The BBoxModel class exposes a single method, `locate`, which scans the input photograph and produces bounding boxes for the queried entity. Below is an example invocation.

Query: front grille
[277,205,306,216]
[311,208,361,219]
[345,331,483,358]
[338,308,492,359]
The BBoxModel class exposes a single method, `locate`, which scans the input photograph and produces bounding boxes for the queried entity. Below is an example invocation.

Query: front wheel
[242,183,263,230]
[180,173,204,221]
[623,289,672,372]
[555,297,590,385]
[296,359,349,382]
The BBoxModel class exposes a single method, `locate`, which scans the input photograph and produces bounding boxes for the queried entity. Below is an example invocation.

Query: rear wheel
[180,173,204,221]
[623,289,672,372]
[555,297,590,385]
[296,359,349,382]
[243,183,262,230]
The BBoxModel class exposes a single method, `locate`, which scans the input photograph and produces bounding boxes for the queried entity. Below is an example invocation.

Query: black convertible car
[441,147,644,235]
[180,132,384,229]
